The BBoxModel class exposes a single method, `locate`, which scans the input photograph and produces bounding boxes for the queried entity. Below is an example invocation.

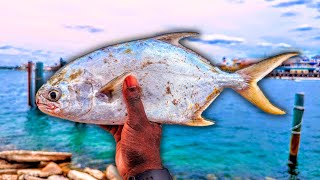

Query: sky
[0,0,319,66]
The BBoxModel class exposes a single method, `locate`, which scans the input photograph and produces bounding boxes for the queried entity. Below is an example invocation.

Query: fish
[35,32,298,126]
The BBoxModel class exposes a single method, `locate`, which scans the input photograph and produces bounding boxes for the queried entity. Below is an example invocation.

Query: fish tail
[234,52,299,115]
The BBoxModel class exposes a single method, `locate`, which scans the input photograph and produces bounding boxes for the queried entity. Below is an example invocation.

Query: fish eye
[50,91,57,99]
[47,88,61,102]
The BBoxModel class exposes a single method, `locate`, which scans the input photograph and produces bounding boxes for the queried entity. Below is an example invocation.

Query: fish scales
[36,32,299,126]
[67,39,228,124]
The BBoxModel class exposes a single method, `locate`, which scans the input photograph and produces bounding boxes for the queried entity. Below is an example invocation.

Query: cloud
[315,15,320,19]
[1,0,320,66]
[293,24,314,31]
[226,0,245,3]
[313,36,320,40]
[258,42,292,48]
[63,25,104,33]
[269,0,319,13]
[0,45,13,50]
[0,45,30,52]
[281,11,298,17]
[0,44,54,60]
[272,0,311,8]
[0,49,62,66]
[308,2,320,12]
[31,49,52,57]
[189,34,245,45]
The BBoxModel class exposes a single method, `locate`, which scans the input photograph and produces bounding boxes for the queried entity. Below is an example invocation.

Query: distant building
[217,54,320,78]
[312,55,320,65]
[270,55,320,78]
[60,57,67,67]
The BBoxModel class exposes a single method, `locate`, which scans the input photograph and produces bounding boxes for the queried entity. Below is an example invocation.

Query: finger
[122,75,149,128]
[99,125,114,132]
[99,125,123,142]
[150,121,162,132]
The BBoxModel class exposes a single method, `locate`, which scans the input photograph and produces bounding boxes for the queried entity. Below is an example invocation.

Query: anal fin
[184,88,222,126]
[185,117,214,126]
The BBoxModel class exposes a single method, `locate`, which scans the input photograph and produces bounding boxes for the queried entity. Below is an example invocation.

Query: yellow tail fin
[235,52,299,115]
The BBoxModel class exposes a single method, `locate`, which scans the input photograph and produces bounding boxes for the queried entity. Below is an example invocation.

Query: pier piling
[288,93,304,169]
[27,61,34,107]
[35,62,44,94]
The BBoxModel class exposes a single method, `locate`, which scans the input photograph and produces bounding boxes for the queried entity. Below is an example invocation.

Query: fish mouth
[36,95,60,115]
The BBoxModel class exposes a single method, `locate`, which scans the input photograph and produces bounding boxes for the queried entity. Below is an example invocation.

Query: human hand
[100,75,163,179]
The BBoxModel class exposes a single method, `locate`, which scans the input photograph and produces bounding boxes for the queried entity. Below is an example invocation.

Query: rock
[0,174,18,180]
[0,169,17,175]
[58,163,71,176]
[105,165,121,180]
[17,169,41,177]
[206,174,217,180]
[48,175,69,180]
[84,168,104,180]
[0,159,35,169]
[67,170,97,180]
[0,150,72,163]
[41,162,62,176]
[38,162,50,168]
[17,169,53,178]
[22,175,46,180]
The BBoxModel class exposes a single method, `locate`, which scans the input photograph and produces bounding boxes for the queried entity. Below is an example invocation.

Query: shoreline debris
[0,150,121,180]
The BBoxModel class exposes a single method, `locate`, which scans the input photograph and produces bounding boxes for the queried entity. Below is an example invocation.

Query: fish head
[36,67,94,120]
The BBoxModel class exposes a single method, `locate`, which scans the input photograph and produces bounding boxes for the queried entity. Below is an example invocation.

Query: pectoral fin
[99,72,131,98]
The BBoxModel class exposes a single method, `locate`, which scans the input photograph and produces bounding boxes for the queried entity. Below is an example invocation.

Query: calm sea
[0,70,319,179]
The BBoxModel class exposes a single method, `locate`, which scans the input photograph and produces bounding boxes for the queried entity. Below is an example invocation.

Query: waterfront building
[270,56,320,78]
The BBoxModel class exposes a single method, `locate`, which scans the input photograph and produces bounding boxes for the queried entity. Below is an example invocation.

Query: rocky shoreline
[0,150,121,180]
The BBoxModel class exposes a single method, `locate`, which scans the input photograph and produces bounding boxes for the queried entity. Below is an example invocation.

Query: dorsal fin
[154,32,215,68]
[154,32,199,47]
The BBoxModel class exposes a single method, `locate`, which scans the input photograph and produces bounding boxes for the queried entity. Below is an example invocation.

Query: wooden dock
[27,61,63,108]
[268,71,320,79]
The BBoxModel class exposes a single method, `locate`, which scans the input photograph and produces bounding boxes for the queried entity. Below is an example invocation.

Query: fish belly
[75,40,223,124]
[80,70,220,125]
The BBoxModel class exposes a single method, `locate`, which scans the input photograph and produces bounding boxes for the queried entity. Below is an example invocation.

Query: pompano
[35,32,298,126]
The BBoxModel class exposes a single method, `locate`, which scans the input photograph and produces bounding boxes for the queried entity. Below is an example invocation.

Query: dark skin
[100,75,163,179]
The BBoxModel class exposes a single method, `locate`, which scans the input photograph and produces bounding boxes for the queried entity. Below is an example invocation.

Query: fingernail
[125,75,138,88]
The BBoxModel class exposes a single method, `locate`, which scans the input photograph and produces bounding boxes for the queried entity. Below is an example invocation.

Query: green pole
[288,93,304,168]
[35,62,44,94]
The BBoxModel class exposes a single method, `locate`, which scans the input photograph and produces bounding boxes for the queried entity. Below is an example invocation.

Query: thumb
[122,75,149,128]
[99,125,123,142]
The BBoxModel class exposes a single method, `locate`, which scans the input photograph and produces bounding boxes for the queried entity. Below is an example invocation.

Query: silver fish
[36,32,298,126]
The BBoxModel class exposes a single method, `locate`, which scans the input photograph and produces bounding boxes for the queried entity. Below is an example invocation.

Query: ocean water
[0,70,319,179]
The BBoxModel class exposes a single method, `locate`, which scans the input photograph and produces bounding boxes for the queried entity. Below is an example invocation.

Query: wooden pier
[27,61,65,108]
[288,93,304,175]
[27,62,34,108]
[35,62,44,94]
[268,71,320,78]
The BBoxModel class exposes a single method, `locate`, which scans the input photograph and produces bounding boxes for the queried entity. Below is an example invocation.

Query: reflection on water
[25,110,49,149]
[1,70,320,179]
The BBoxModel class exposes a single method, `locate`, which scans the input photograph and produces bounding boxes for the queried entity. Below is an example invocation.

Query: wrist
[127,163,163,178]
[128,168,172,180]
